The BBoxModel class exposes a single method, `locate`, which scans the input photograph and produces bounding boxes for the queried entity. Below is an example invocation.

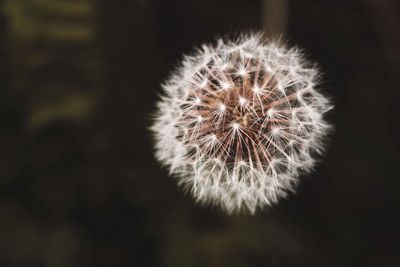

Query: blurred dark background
[0,0,399,266]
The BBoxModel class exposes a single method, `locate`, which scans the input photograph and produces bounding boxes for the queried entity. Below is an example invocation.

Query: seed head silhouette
[151,33,332,214]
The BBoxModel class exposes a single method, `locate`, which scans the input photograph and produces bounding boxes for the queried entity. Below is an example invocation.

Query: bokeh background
[0,0,399,266]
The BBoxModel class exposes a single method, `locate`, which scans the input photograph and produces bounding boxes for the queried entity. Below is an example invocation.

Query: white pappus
[151,33,332,214]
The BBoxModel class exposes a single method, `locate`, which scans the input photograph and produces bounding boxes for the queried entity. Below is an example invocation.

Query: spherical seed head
[151,33,332,214]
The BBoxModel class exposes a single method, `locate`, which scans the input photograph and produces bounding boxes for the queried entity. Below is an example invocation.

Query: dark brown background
[0,0,399,266]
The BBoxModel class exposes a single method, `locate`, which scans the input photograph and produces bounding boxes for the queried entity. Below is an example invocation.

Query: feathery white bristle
[151,33,332,214]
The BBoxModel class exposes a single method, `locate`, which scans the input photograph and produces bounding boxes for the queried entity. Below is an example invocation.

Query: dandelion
[151,33,332,214]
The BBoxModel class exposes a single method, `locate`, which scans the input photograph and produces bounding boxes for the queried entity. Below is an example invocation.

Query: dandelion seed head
[151,33,332,214]
[193,97,201,105]
[231,122,240,130]
[200,78,208,88]
[238,96,247,106]
[220,81,231,90]
[252,85,262,94]
[238,66,248,77]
